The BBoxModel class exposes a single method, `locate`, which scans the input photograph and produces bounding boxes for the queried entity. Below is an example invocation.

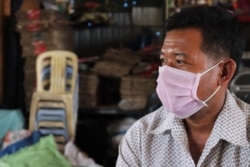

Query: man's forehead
[161,38,188,52]
[163,38,186,43]
[162,38,186,47]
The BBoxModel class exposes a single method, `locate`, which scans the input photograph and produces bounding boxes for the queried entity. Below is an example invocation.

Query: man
[116,6,250,167]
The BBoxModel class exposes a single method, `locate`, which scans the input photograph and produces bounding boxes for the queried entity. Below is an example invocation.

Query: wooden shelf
[78,105,144,117]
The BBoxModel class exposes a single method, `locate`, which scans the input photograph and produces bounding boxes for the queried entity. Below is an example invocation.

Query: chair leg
[29,94,39,132]
[63,97,75,141]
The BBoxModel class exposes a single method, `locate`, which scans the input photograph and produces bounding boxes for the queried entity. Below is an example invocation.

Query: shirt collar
[150,90,249,147]
[149,107,175,134]
[208,90,249,147]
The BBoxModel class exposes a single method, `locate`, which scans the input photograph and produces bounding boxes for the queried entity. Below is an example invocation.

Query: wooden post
[0,0,4,105]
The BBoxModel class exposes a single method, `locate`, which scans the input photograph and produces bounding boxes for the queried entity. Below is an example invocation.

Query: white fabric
[64,141,103,167]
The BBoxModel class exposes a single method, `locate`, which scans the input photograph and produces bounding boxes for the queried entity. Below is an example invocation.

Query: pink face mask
[156,61,223,119]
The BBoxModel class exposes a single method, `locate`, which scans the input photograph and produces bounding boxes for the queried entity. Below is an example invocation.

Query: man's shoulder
[226,90,250,115]
[234,97,250,142]
[234,95,250,116]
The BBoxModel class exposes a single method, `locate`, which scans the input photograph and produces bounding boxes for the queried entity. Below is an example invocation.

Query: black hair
[164,5,246,75]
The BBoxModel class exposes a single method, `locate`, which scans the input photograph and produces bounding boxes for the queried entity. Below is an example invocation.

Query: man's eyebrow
[161,48,170,54]
[175,52,187,56]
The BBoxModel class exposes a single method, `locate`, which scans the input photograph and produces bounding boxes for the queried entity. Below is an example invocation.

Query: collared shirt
[116,90,250,167]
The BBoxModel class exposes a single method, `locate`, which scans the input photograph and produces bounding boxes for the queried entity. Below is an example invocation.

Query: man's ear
[218,59,236,86]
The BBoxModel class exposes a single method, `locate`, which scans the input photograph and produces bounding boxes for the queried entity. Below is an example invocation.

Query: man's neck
[183,107,221,165]
[183,91,226,164]
[184,89,226,135]
[184,113,218,135]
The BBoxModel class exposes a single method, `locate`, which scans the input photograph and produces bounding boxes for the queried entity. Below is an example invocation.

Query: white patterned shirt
[116,90,250,167]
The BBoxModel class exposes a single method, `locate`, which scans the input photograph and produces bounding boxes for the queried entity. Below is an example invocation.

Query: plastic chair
[39,127,69,142]
[230,69,250,103]
[37,107,69,144]
[35,75,79,130]
[37,107,67,123]
[36,101,67,125]
[29,50,78,140]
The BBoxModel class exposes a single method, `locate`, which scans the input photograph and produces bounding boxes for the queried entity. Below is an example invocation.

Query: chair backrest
[230,68,250,103]
[36,50,78,93]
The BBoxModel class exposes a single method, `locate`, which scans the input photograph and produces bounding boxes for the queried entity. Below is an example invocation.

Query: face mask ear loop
[199,60,224,76]
[205,85,221,101]
[198,60,224,106]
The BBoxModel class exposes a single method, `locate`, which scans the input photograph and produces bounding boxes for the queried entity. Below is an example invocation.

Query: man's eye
[160,58,167,65]
[176,59,184,64]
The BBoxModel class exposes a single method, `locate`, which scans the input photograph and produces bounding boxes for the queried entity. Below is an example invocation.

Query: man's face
[160,28,221,101]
